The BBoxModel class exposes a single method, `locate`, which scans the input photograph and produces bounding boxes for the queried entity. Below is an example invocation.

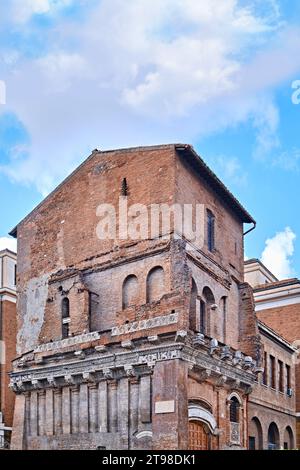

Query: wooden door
[188,421,209,450]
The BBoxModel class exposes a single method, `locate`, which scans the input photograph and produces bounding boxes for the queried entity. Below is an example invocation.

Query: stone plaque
[155,400,175,414]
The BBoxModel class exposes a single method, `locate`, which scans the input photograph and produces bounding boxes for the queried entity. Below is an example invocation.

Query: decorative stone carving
[215,375,227,387]
[64,374,76,385]
[198,369,212,383]
[210,338,219,355]
[124,365,135,377]
[233,351,243,366]
[111,312,178,337]
[148,335,160,344]
[74,350,85,360]
[95,345,107,353]
[121,340,134,349]
[35,332,101,353]
[193,333,205,347]
[243,356,253,369]
[221,346,233,361]
[103,368,113,379]
[175,330,187,342]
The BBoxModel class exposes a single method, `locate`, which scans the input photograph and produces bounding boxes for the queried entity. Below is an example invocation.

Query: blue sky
[0,0,300,279]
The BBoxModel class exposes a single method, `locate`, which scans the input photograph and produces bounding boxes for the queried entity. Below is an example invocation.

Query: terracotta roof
[254,278,300,292]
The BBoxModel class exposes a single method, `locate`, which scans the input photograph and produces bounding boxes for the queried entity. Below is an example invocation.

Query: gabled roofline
[175,144,255,224]
[10,143,255,237]
[258,320,297,353]
[244,258,279,283]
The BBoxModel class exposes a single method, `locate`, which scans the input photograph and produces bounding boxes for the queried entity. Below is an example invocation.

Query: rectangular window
[278,361,284,393]
[262,352,268,385]
[249,437,256,450]
[207,210,215,252]
[270,355,276,389]
[286,365,291,392]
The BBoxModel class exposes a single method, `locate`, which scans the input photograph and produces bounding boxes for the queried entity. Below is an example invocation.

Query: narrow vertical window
[229,397,240,423]
[263,352,268,385]
[62,297,70,339]
[278,361,284,393]
[207,210,215,252]
[286,365,291,393]
[270,356,276,389]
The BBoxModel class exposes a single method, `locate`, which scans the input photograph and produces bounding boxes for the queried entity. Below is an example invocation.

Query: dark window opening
[229,397,240,423]
[207,210,215,252]
[270,356,276,389]
[286,365,291,393]
[62,297,70,339]
[262,352,268,385]
[278,361,284,393]
[121,178,128,197]
[249,436,256,450]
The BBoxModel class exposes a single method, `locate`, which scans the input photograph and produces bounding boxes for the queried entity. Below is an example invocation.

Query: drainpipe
[243,222,256,237]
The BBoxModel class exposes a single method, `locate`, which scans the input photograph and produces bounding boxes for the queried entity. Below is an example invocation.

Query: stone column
[118,378,129,449]
[30,391,38,437]
[54,389,62,435]
[37,390,46,436]
[62,387,71,435]
[79,383,89,434]
[45,389,54,436]
[108,381,118,433]
[71,386,79,434]
[89,384,98,434]
[98,381,108,433]
[129,378,139,438]
[139,375,151,425]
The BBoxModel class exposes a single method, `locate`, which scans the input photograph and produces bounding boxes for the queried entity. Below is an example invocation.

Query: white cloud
[261,227,296,279]
[1,0,300,195]
[0,237,17,253]
[11,0,73,23]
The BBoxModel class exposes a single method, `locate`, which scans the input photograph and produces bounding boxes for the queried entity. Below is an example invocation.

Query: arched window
[146,267,165,303]
[229,397,240,423]
[268,422,280,450]
[284,426,294,450]
[207,210,215,252]
[122,275,139,309]
[189,279,198,331]
[249,417,263,450]
[62,298,70,339]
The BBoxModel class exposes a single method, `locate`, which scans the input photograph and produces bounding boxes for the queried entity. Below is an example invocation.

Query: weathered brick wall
[257,304,300,345]
[248,332,296,449]
[175,153,245,280]
[1,299,17,427]
[16,147,177,355]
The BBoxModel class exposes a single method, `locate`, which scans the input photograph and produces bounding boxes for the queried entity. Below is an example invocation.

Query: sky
[0,0,300,280]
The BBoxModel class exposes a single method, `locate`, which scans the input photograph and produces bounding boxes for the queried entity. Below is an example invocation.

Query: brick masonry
[9,144,297,450]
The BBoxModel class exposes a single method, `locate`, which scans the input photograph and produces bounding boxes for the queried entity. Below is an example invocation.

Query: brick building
[0,249,17,449]
[245,259,300,449]
[8,144,278,450]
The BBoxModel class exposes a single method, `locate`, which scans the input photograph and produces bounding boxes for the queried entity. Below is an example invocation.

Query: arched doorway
[189,421,209,450]
[249,417,263,450]
[268,423,280,450]
[283,426,294,450]
[188,402,217,451]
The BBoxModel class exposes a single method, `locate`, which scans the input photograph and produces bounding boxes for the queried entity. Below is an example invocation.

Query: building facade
[245,258,300,449]
[9,145,266,450]
[0,249,17,449]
